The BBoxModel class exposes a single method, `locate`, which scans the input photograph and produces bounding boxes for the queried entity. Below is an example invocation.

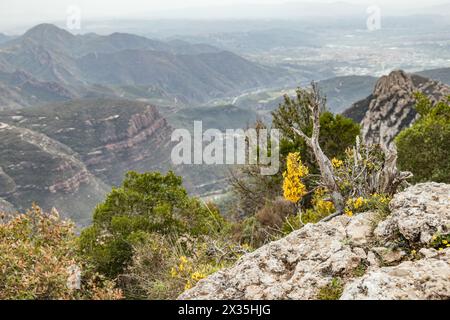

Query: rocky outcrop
[341,250,450,300]
[374,182,450,245]
[180,183,450,300]
[344,70,450,148]
[0,99,174,188]
[0,122,108,226]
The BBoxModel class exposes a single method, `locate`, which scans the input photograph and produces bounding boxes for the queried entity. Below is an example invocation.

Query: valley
[0,18,449,225]
[1,0,450,303]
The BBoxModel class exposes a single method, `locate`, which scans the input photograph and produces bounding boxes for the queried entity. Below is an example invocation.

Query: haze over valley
[0,1,449,223]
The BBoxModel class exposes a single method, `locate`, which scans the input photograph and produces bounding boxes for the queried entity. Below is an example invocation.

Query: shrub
[79,171,225,278]
[396,94,450,183]
[0,205,122,300]
[281,137,397,225]
[120,233,249,299]
[232,199,295,248]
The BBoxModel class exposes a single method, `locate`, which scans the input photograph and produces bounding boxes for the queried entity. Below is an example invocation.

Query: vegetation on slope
[396,93,450,183]
[1,83,448,300]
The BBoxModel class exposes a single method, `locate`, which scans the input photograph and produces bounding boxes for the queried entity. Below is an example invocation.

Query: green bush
[79,171,225,278]
[396,94,450,183]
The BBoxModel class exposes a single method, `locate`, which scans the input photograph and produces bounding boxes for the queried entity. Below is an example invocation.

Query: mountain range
[0,23,449,225]
[0,24,287,109]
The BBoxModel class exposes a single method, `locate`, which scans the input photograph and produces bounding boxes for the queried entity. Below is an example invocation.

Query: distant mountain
[0,98,253,221]
[322,69,450,115]
[0,98,179,223]
[0,33,14,44]
[0,122,109,225]
[343,70,450,148]
[0,70,77,110]
[77,50,278,102]
[342,67,450,122]
[0,99,173,186]
[417,68,450,85]
[0,24,285,107]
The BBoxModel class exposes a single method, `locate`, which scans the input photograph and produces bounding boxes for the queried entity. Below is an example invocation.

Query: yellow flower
[184,281,192,291]
[331,158,343,169]
[411,250,416,255]
[442,240,448,245]
[432,235,438,241]
[352,197,366,210]
[283,152,309,203]
[438,248,444,251]
[345,197,367,212]
[179,256,188,264]
[345,208,353,217]
[170,267,178,278]
[316,199,335,215]
[191,271,206,281]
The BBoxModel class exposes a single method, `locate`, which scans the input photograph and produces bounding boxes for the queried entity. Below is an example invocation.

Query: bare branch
[291,127,312,146]
[310,82,322,142]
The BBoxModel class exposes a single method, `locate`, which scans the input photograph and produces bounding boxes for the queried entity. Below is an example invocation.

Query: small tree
[396,93,450,183]
[79,171,224,278]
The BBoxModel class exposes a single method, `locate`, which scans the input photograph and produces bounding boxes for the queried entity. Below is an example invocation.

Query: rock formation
[343,70,450,148]
[0,99,174,188]
[341,250,450,300]
[180,182,450,300]
[0,122,109,225]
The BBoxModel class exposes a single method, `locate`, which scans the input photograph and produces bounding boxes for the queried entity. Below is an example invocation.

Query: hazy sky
[1,0,449,32]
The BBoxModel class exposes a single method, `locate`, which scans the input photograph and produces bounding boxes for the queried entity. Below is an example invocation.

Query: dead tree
[291,82,411,222]
[291,83,345,214]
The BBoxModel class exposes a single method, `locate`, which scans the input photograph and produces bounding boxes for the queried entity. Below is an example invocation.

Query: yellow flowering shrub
[344,208,354,217]
[121,233,249,299]
[283,152,309,203]
[170,256,214,291]
[280,140,394,231]
[344,194,392,218]
[0,205,122,300]
[281,188,336,233]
